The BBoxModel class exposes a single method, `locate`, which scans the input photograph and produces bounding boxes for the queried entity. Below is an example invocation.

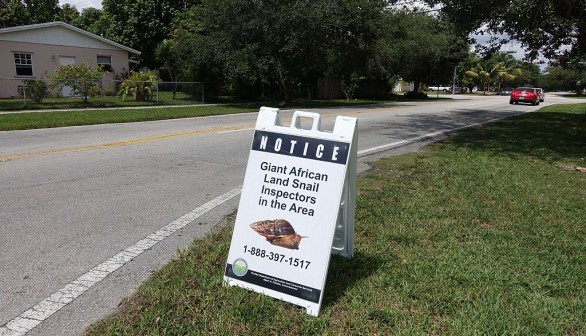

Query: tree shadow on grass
[322,252,385,309]
[367,108,585,163]
[443,112,586,162]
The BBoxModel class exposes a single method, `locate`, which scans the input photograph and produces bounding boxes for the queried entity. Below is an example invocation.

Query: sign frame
[224,107,357,316]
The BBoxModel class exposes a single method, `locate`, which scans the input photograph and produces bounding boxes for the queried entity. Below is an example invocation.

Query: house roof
[0,21,141,55]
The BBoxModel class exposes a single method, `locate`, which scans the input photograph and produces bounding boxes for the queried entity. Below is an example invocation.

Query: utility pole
[451,65,457,95]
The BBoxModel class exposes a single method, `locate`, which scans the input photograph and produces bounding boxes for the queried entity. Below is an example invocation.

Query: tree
[465,60,493,95]
[56,3,80,25]
[371,10,469,93]
[76,7,107,35]
[155,39,182,99]
[464,57,510,95]
[23,0,60,24]
[117,70,159,101]
[76,8,111,36]
[512,62,541,88]
[320,0,387,98]
[491,53,523,93]
[1,0,78,28]
[177,0,356,103]
[424,0,586,60]
[456,53,480,93]
[0,0,30,28]
[50,63,104,104]
[101,0,199,68]
[22,78,49,103]
[544,64,586,92]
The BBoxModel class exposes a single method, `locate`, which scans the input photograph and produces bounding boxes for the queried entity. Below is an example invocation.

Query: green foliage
[512,62,540,87]
[371,11,468,93]
[83,107,586,335]
[175,0,391,102]
[403,91,429,99]
[26,0,60,24]
[462,53,524,94]
[155,39,182,99]
[56,3,80,25]
[0,0,64,27]
[75,8,104,33]
[22,78,49,103]
[0,0,29,27]
[50,63,103,103]
[425,0,585,60]
[86,85,101,98]
[117,71,160,101]
[340,73,366,101]
[544,65,586,91]
[101,0,192,68]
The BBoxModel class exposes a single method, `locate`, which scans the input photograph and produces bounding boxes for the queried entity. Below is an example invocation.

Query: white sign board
[224,107,357,316]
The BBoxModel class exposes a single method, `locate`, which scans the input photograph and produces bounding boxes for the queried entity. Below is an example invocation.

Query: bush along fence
[0,77,210,108]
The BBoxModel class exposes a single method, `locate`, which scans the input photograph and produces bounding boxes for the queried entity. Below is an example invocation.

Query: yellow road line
[0,124,254,162]
[0,107,397,162]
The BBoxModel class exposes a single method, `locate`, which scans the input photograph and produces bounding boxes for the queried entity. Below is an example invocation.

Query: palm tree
[464,53,522,94]
[493,53,523,93]
[465,60,498,94]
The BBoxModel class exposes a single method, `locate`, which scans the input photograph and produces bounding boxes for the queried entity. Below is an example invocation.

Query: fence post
[100,78,104,105]
[23,83,27,106]
[201,82,205,103]
[156,82,159,104]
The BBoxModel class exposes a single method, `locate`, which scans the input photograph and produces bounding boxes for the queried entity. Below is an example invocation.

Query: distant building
[0,21,140,98]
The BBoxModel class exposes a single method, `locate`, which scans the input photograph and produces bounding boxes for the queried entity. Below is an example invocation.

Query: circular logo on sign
[232,258,248,277]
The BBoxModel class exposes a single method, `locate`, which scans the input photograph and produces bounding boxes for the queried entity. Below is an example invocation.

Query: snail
[249,219,307,250]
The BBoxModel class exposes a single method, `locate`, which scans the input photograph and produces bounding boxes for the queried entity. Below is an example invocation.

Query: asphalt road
[0,93,577,336]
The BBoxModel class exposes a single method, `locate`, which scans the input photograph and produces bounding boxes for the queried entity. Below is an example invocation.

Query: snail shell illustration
[249,219,306,250]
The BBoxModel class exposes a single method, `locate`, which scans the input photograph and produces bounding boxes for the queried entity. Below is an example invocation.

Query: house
[0,21,140,98]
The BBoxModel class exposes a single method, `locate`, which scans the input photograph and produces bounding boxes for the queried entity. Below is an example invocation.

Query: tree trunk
[413,80,421,93]
[276,65,290,104]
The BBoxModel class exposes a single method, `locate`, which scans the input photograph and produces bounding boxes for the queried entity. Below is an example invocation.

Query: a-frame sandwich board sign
[224,107,357,316]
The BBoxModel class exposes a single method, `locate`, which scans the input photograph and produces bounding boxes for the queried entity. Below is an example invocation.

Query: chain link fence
[0,77,211,107]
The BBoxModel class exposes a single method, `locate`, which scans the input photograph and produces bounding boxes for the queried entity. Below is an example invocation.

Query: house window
[97,55,112,72]
[14,53,33,76]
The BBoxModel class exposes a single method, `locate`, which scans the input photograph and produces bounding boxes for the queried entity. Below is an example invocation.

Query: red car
[509,87,540,105]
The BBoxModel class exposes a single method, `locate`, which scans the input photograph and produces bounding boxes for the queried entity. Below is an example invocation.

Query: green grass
[0,105,258,131]
[84,105,586,335]
[0,91,208,111]
[0,97,416,131]
[0,91,425,112]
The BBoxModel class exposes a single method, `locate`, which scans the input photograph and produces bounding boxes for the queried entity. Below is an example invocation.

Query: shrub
[403,91,429,99]
[117,71,160,101]
[50,63,104,104]
[22,79,49,103]
[103,87,115,96]
[87,85,101,97]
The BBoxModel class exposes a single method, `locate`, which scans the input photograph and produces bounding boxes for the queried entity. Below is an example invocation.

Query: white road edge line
[0,110,531,336]
[0,187,242,336]
[358,112,528,156]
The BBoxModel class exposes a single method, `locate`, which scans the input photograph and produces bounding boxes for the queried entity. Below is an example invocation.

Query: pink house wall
[0,40,130,98]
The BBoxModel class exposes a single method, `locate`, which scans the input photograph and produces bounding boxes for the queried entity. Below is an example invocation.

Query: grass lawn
[0,91,210,111]
[84,104,586,335]
[0,90,427,112]
[0,96,422,131]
